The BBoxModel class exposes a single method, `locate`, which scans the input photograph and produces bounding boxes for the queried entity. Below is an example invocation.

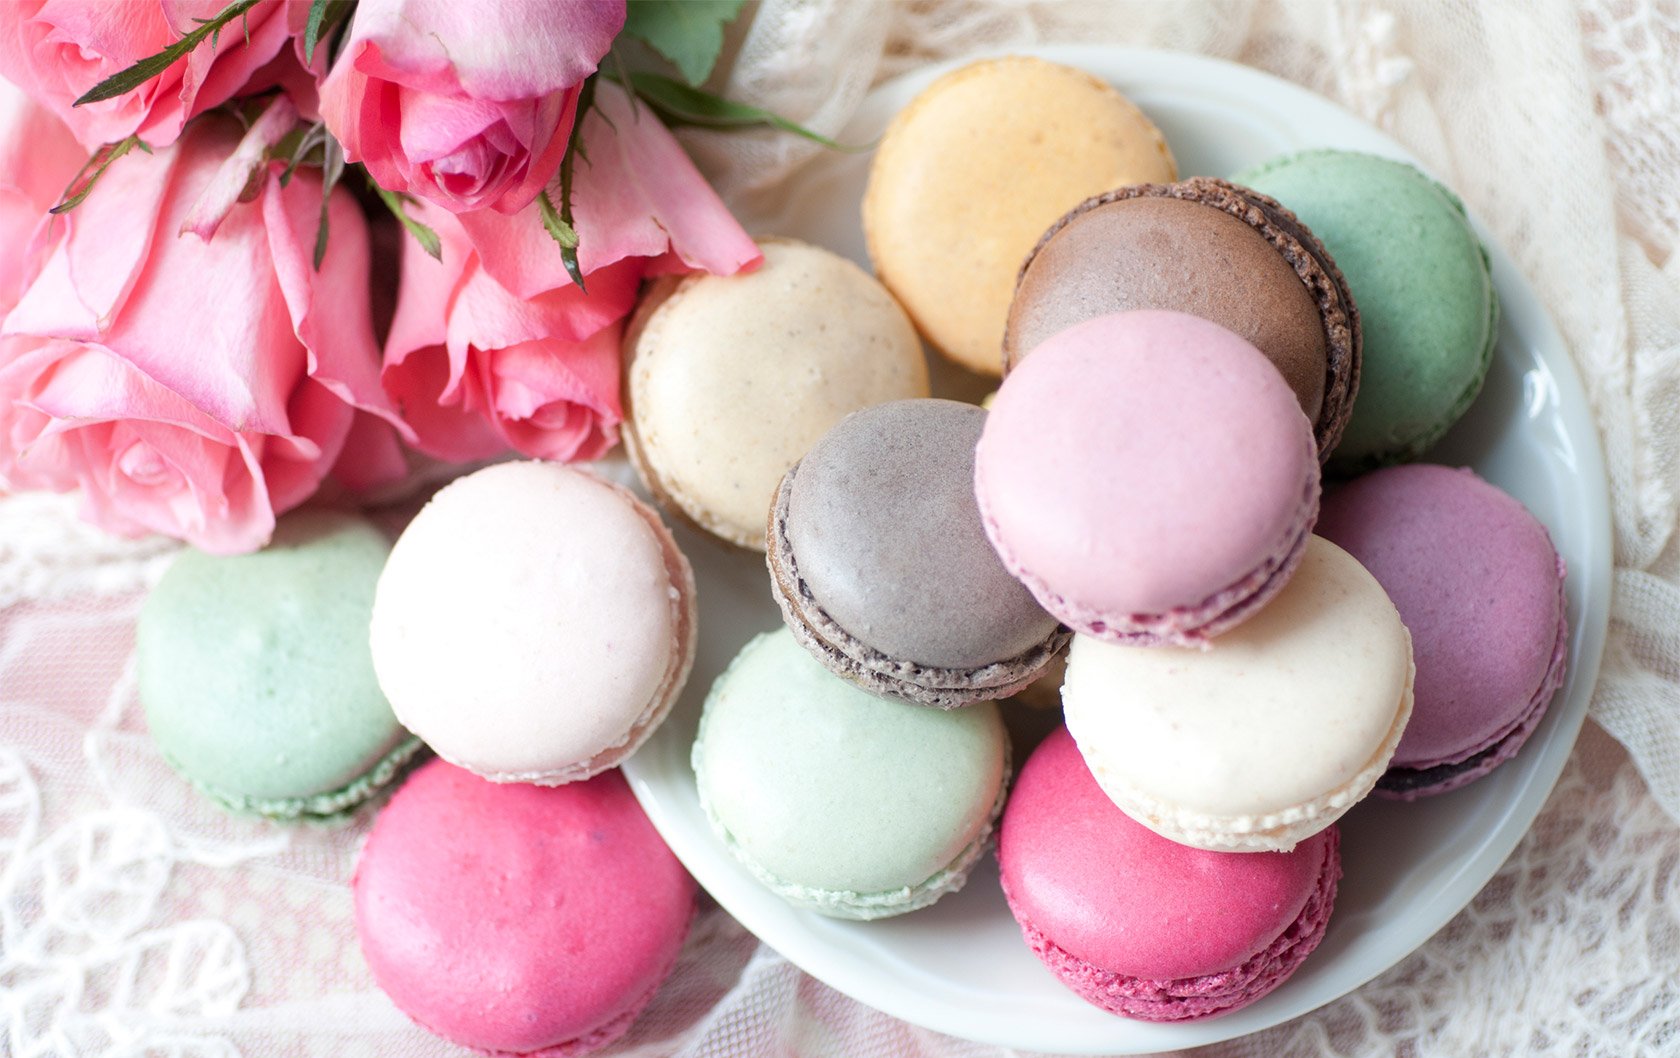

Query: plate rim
[624,42,1614,1054]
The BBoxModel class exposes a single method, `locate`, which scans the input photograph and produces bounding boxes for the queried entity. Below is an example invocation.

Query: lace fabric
[5,1,1680,1055]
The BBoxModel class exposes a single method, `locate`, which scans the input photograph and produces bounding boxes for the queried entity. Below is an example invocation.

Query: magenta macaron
[999,728,1340,1021]
[1319,464,1568,798]
[353,760,696,1057]
[975,309,1319,647]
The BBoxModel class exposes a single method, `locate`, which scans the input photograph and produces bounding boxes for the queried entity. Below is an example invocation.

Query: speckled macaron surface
[768,398,1067,707]
[1319,464,1567,797]
[355,760,695,1058]
[138,510,421,819]
[693,629,1010,919]
[1000,728,1340,1021]
[864,55,1176,376]
[976,310,1320,647]
[623,238,929,550]
[1062,536,1415,852]
[370,462,695,785]
[1237,150,1497,473]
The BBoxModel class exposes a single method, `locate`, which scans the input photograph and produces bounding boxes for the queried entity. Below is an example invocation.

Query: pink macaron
[975,310,1319,647]
[999,728,1340,1021]
[353,760,696,1057]
[1318,464,1568,798]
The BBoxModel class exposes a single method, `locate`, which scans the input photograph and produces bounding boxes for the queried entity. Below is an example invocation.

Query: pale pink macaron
[354,760,697,1057]
[999,728,1340,1021]
[975,310,1320,647]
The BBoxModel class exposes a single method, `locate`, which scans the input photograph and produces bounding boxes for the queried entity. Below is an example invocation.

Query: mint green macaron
[693,629,1010,919]
[139,510,423,820]
[1237,149,1498,473]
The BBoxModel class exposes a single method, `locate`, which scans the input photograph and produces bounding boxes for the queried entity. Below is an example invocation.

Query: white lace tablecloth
[4,2,1680,1056]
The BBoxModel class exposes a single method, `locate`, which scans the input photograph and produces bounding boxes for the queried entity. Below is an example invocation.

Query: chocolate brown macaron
[768,399,1069,709]
[1004,178,1361,459]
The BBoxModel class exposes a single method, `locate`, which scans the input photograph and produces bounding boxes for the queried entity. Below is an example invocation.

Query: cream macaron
[369,462,696,785]
[1062,536,1414,852]
[623,238,929,551]
[863,56,1176,376]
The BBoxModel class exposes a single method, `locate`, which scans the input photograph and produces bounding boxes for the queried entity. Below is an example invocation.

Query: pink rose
[0,118,407,553]
[0,78,84,311]
[0,0,294,149]
[383,81,760,463]
[319,0,624,216]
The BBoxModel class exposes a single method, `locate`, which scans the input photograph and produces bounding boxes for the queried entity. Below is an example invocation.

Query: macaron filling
[159,734,427,822]
[1003,828,1341,1021]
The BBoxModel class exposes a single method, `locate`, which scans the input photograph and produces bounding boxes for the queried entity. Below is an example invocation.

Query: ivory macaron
[1062,536,1414,852]
[623,238,929,551]
[369,461,695,785]
[864,56,1176,376]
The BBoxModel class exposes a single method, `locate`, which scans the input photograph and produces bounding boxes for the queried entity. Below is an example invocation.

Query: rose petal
[180,94,297,242]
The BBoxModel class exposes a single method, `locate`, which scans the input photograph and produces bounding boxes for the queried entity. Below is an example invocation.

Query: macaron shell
[623,238,928,550]
[369,462,695,783]
[1318,464,1568,771]
[975,310,1319,644]
[138,510,420,818]
[692,630,1009,918]
[1062,536,1415,851]
[354,761,695,1056]
[1238,150,1496,472]
[1006,191,1327,423]
[1000,729,1340,1021]
[863,56,1175,376]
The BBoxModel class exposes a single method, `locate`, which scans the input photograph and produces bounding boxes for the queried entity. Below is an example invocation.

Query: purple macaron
[1318,464,1568,798]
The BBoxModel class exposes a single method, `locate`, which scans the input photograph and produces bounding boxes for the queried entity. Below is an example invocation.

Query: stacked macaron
[694,53,1572,1027]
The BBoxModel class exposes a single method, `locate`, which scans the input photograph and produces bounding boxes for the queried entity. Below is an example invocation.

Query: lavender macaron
[1319,464,1568,798]
[770,399,1069,707]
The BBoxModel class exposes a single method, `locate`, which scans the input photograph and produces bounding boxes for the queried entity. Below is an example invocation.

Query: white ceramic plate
[623,45,1612,1054]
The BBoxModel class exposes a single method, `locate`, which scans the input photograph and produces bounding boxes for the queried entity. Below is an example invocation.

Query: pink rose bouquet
[0,0,814,553]
[0,117,406,553]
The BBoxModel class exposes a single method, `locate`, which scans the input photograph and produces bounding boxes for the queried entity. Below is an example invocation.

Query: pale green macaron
[693,629,1010,919]
[139,510,423,820]
[1237,149,1499,473]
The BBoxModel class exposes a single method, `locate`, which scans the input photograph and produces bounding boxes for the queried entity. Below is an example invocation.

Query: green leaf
[304,0,356,64]
[51,135,147,214]
[313,137,346,270]
[74,0,263,106]
[541,74,596,292]
[371,182,441,261]
[621,0,744,85]
[622,71,859,151]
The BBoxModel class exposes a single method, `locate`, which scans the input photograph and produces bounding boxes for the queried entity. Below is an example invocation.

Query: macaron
[975,310,1320,648]
[1236,150,1498,473]
[623,238,929,551]
[1000,728,1340,1021]
[137,510,422,820]
[354,760,696,1057]
[369,461,695,785]
[1003,177,1361,459]
[863,55,1176,376]
[1318,464,1568,798]
[768,398,1069,708]
[692,629,1009,919]
[1063,536,1415,852]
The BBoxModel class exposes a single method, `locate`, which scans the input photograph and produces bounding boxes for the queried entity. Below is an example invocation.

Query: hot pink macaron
[1318,464,1568,798]
[354,760,696,1057]
[999,728,1340,1021]
[975,309,1320,647]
